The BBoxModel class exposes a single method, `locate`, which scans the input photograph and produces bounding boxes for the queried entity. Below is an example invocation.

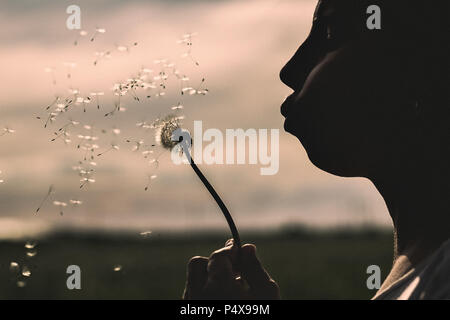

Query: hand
[183,239,280,300]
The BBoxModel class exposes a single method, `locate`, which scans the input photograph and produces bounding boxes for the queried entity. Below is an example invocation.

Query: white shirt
[373,239,450,300]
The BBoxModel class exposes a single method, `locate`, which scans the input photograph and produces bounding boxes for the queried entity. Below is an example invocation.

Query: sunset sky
[0,0,391,239]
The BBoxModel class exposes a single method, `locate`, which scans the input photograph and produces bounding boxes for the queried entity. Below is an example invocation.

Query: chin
[300,137,363,178]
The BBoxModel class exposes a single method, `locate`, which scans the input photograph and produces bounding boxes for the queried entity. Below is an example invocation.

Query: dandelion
[155,115,182,150]
[36,185,54,213]
[156,120,241,251]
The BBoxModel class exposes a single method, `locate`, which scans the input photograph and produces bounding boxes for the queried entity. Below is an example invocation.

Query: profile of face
[280,0,426,178]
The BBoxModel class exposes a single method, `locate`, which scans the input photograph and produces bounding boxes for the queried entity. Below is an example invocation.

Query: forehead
[314,0,358,20]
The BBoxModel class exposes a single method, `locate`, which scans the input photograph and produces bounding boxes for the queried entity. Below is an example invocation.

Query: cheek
[299,46,396,142]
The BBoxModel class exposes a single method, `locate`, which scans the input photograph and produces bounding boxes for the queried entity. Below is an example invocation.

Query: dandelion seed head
[155,115,182,150]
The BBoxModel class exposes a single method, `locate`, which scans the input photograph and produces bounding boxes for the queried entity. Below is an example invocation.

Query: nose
[279,37,316,91]
[279,61,297,90]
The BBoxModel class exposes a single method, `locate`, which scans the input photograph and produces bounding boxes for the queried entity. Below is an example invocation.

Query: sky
[0,0,392,239]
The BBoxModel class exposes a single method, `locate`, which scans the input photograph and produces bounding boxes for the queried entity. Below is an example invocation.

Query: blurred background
[0,0,393,299]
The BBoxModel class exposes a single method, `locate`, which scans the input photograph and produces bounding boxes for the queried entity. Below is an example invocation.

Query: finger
[207,245,237,282]
[240,244,279,299]
[225,238,234,247]
[183,256,208,299]
[204,246,242,299]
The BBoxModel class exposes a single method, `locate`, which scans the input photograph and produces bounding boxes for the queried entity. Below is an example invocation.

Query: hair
[365,0,449,155]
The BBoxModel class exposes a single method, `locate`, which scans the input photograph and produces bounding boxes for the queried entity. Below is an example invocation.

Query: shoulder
[412,239,450,300]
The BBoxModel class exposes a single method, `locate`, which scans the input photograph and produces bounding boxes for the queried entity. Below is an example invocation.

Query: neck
[371,154,450,288]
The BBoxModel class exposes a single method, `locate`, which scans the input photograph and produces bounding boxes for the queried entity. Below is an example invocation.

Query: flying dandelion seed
[44,67,57,85]
[80,177,96,189]
[113,265,122,272]
[26,250,38,258]
[97,143,119,157]
[90,92,104,109]
[38,32,219,250]
[171,103,184,110]
[9,262,20,273]
[144,174,157,191]
[90,27,106,42]
[93,51,112,66]
[70,199,83,206]
[22,266,31,277]
[178,33,200,66]
[16,281,26,288]
[0,127,16,137]
[74,30,87,46]
[53,201,67,216]
[25,241,37,250]
[36,185,54,213]
[140,231,152,237]
[63,62,77,79]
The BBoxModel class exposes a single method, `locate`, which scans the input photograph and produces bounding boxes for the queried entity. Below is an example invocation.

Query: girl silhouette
[183,0,449,299]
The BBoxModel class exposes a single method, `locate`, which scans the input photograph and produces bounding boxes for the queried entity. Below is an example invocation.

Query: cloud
[0,0,392,237]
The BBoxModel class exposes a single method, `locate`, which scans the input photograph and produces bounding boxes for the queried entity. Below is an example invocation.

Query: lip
[280,92,297,118]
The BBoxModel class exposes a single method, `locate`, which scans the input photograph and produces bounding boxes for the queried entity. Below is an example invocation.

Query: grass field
[0,227,393,299]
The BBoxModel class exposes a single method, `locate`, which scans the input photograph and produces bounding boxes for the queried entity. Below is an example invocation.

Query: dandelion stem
[188,154,241,251]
